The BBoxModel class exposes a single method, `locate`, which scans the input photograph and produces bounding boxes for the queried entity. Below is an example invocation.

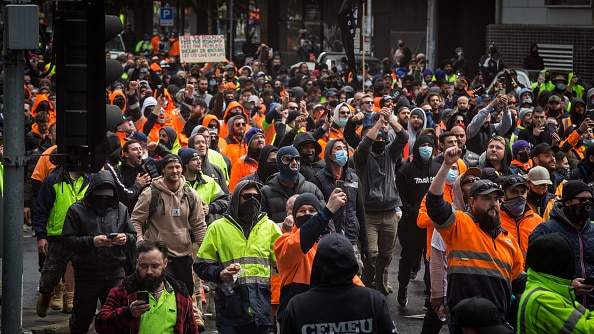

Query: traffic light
[54,1,122,172]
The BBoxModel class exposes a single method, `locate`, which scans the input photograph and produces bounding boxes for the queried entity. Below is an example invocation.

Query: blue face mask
[521,99,532,105]
[357,75,363,82]
[333,149,348,167]
[556,83,565,90]
[418,146,433,161]
[584,138,594,146]
[209,81,216,87]
[338,117,348,127]
[446,169,459,184]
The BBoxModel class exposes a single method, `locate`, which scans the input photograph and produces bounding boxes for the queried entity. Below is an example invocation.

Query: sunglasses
[189,81,197,84]
[462,176,479,186]
[362,101,374,105]
[574,197,593,204]
[288,106,299,110]
[240,193,261,201]
[234,122,246,127]
[281,155,301,164]
[455,119,464,124]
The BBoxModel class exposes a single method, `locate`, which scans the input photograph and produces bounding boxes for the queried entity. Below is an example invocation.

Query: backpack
[147,183,196,217]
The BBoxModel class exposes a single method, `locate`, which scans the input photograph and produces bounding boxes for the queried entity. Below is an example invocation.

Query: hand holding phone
[108,233,118,239]
[137,290,150,303]
[336,180,346,193]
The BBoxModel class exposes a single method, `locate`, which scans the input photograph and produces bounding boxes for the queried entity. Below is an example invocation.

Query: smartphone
[157,84,165,97]
[584,277,594,286]
[336,180,346,192]
[547,123,557,136]
[137,290,150,303]
[108,233,118,239]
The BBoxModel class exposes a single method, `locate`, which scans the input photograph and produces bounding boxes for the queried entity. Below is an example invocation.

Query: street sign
[160,7,174,27]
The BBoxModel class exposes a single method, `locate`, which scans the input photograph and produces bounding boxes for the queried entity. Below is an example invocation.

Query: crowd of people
[20,36,594,334]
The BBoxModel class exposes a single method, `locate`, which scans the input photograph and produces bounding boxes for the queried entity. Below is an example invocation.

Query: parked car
[317,52,383,76]
[105,34,126,60]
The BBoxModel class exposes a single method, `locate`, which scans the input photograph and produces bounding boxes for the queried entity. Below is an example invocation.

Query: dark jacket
[529,201,594,310]
[94,273,197,334]
[281,234,396,334]
[260,174,326,223]
[281,131,326,181]
[311,139,366,246]
[353,129,409,211]
[518,122,554,147]
[396,135,440,227]
[61,171,137,276]
[108,157,161,213]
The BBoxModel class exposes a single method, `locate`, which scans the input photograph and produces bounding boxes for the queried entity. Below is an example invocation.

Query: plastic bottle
[438,304,447,322]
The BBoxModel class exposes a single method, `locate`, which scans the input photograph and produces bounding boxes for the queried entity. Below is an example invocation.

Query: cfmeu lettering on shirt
[300,319,373,334]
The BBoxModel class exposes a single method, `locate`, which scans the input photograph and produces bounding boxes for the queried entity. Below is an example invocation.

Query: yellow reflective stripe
[448,249,513,275]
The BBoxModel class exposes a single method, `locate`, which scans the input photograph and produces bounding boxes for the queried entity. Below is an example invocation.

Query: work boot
[36,293,53,317]
[397,286,408,307]
[50,283,64,310]
[63,292,74,314]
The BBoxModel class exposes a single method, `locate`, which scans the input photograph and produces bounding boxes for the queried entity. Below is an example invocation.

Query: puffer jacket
[529,201,594,309]
[61,171,137,276]
[260,174,326,223]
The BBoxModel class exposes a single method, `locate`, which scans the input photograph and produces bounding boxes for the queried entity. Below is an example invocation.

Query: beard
[475,206,501,231]
[136,269,165,292]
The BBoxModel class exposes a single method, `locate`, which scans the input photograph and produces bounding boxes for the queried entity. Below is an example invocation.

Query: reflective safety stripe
[560,308,582,333]
[448,265,508,282]
[222,257,271,268]
[448,249,513,275]
[175,111,186,126]
[518,287,546,334]
[236,276,272,285]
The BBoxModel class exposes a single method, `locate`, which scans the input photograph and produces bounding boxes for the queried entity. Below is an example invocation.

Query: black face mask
[518,151,530,163]
[329,100,338,108]
[237,198,260,222]
[301,153,315,163]
[258,162,278,182]
[295,214,313,228]
[564,203,592,221]
[248,147,262,160]
[548,108,561,118]
[372,140,386,154]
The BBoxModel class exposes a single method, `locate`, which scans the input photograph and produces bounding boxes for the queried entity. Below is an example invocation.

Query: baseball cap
[527,166,552,186]
[160,154,182,170]
[501,175,528,192]
[548,95,562,103]
[461,167,482,182]
[469,180,504,198]
[452,297,514,334]
[530,142,559,159]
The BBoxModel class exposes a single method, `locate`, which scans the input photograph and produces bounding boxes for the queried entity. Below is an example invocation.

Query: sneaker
[62,292,74,314]
[397,287,408,307]
[50,283,64,311]
[36,293,53,317]
[423,298,431,311]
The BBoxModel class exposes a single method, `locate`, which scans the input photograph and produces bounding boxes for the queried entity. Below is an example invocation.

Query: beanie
[286,110,301,125]
[178,147,199,166]
[518,108,533,120]
[512,140,530,158]
[422,69,433,77]
[434,69,446,81]
[527,233,575,280]
[276,146,300,184]
[561,180,593,203]
[245,127,264,147]
[292,193,323,218]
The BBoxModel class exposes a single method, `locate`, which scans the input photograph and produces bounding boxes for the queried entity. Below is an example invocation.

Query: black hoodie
[61,170,137,276]
[282,234,396,334]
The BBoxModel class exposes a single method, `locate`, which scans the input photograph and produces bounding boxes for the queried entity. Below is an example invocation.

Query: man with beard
[529,180,594,310]
[194,180,281,334]
[426,146,526,330]
[61,171,137,333]
[180,96,207,144]
[95,240,198,333]
[518,106,552,146]
[194,76,213,106]
[396,105,411,129]
[530,142,563,193]
[229,127,265,191]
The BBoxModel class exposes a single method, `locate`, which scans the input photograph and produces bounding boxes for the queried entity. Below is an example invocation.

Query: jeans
[361,210,398,296]
[70,272,122,334]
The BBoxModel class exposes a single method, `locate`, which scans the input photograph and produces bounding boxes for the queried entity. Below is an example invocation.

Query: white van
[106,34,126,59]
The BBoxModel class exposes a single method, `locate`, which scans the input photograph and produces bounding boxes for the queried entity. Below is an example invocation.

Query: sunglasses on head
[473,182,500,195]
[281,155,301,164]
[505,175,526,185]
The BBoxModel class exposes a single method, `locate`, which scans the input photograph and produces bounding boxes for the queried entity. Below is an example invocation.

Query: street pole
[1,21,26,334]
[229,0,234,62]
[426,0,437,71]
